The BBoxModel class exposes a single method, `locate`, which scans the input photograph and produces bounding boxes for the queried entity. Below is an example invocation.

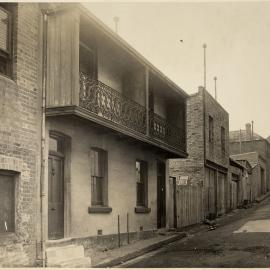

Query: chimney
[198,86,204,92]
[245,123,252,140]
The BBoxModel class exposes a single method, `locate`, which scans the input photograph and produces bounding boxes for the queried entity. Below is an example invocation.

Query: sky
[85,1,270,138]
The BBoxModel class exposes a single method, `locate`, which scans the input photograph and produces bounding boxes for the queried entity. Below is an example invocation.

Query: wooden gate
[175,183,204,228]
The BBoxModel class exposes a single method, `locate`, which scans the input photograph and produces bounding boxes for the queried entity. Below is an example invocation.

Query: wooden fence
[176,183,204,228]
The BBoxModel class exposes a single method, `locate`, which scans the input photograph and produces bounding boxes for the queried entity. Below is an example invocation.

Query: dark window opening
[136,160,148,207]
[221,126,225,155]
[0,170,15,233]
[209,115,214,142]
[0,4,13,77]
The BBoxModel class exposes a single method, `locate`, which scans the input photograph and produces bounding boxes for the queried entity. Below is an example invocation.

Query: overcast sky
[85,1,270,138]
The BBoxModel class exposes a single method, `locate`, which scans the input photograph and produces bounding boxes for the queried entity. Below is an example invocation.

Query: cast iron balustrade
[79,72,185,151]
[79,72,147,134]
[149,112,185,150]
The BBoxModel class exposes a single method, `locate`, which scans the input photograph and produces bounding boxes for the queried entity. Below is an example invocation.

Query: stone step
[46,244,89,266]
[58,257,91,268]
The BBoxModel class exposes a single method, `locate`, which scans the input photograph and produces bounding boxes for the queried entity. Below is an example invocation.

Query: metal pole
[118,214,121,247]
[251,120,254,140]
[40,11,48,268]
[214,76,217,100]
[239,129,242,154]
[203,43,207,89]
[127,213,130,244]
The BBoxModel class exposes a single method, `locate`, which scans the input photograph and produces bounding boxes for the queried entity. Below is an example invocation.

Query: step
[58,257,91,268]
[46,244,85,266]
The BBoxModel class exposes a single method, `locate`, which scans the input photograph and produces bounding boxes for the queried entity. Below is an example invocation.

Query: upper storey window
[0,4,12,77]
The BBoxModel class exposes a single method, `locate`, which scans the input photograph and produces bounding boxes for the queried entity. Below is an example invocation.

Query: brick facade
[170,87,229,220]
[0,4,42,266]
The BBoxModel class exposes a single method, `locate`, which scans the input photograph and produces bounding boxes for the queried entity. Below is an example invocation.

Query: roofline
[77,4,189,98]
[229,157,244,170]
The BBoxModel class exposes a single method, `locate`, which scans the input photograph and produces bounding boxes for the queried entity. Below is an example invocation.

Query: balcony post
[145,67,149,136]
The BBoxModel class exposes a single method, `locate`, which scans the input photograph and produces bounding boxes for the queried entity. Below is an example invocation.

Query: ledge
[88,206,112,214]
[135,206,151,214]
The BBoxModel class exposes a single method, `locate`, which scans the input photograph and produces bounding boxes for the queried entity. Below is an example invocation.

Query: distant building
[231,152,267,201]
[229,157,252,210]
[170,86,230,225]
[230,123,270,196]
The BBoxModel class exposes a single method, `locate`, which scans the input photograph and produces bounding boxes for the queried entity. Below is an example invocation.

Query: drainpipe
[40,10,48,267]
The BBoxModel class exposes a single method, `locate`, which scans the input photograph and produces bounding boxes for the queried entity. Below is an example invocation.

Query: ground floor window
[90,148,108,206]
[0,170,15,233]
[136,160,148,207]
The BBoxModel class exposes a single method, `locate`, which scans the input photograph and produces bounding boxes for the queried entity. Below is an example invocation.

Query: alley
[122,198,270,268]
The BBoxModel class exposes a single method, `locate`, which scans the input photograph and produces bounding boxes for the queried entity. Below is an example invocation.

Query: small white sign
[176,176,189,186]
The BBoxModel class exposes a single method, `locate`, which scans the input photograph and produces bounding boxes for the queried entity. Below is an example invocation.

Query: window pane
[91,176,103,205]
[137,182,145,206]
[0,173,15,233]
[0,8,9,52]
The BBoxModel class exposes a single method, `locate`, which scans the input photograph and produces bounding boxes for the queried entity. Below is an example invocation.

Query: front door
[48,154,64,239]
[157,161,166,229]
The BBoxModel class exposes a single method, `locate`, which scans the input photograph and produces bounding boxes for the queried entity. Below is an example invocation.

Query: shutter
[46,8,79,107]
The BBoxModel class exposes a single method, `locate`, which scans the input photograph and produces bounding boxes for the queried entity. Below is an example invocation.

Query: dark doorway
[157,161,166,229]
[48,136,65,240]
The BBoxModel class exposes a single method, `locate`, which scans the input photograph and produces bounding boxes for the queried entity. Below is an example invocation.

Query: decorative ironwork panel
[149,112,185,150]
[79,72,146,134]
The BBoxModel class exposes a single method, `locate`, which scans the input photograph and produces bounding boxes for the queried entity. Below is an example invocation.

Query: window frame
[135,160,148,208]
[90,147,108,207]
[221,126,226,156]
[0,4,13,77]
[208,115,214,143]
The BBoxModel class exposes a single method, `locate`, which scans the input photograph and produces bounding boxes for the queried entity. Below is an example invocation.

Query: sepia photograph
[0,0,270,268]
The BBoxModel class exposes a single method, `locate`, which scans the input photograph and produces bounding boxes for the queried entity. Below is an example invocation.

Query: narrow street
[122,198,270,268]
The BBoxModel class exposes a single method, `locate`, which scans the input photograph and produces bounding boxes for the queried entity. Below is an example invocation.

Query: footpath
[91,192,270,268]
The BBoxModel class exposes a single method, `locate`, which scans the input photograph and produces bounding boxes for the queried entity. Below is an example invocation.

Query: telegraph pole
[214,76,217,100]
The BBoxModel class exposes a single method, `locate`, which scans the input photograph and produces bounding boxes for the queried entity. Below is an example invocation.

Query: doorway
[157,161,166,229]
[48,135,65,240]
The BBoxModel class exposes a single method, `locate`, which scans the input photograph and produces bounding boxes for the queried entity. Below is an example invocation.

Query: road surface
[122,198,270,268]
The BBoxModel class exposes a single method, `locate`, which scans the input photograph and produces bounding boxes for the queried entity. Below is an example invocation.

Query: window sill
[135,206,151,214]
[88,206,112,214]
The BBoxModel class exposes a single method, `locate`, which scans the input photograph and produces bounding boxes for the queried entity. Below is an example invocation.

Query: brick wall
[169,89,204,185]
[0,3,41,266]
[203,88,229,167]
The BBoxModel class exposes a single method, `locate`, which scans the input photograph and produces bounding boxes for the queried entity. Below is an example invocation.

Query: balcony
[45,8,187,158]
[79,72,146,134]
[79,73,185,152]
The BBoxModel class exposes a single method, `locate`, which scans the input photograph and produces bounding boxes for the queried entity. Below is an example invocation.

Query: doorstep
[91,231,187,268]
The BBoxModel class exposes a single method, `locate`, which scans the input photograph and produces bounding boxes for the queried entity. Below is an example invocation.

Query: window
[90,148,107,206]
[0,4,12,76]
[0,171,15,233]
[209,116,214,142]
[221,126,225,155]
[136,160,148,207]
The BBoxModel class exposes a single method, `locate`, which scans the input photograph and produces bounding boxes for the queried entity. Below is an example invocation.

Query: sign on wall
[176,176,189,186]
